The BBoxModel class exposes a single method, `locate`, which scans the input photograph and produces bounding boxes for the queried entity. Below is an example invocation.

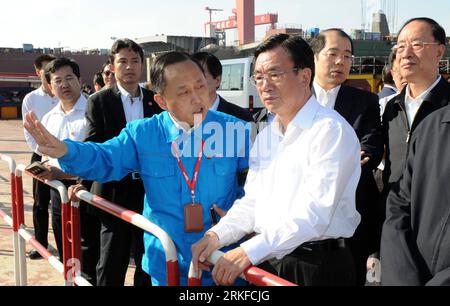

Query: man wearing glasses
[192,34,361,286]
[101,62,116,88]
[310,29,383,286]
[381,17,450,285]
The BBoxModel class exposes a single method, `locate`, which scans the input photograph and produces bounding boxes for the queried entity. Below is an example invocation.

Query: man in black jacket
[381,17,450,285]
[191,52,254,122]
[382,102,450,285]
[311,29,384,286]
[84,39,162,286]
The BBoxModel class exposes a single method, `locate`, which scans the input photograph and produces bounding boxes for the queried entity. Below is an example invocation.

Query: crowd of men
[21,16,450,286]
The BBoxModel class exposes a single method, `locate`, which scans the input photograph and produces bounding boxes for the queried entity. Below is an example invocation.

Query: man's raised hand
[24,111,68,158]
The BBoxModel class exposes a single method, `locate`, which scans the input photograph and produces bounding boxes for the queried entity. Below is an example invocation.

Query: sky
[1,0,450,50]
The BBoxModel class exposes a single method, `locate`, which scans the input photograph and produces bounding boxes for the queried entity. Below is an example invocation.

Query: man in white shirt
[311,29,384,286]
[192,34,361,286]
[33,57,97,282]
[21,54,57,259]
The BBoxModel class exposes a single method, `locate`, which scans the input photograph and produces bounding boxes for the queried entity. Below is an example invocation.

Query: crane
[205,6,223,24]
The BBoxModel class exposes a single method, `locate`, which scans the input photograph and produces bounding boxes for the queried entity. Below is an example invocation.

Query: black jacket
[383,77,450,186]
[381,103,450,285]
[334,85,384,255]
[83,85,162,211]
[217,96,254,122]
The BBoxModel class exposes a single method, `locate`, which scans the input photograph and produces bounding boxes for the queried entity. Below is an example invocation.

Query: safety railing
[0,154,91,286]
[188,250,297,286]
[74,190,180,286]
[16,164,89,286]
[3,154,295,286]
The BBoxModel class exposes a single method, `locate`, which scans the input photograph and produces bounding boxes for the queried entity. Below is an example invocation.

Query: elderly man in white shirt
[192,34,361,286]
[21,54,58,260]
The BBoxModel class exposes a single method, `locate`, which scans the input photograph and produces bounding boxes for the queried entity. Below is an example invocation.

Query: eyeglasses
[50,75,77,86]
[103,70,114,77]
[392,40,441,54]
[250,68,299,86]
[322,51,354,63]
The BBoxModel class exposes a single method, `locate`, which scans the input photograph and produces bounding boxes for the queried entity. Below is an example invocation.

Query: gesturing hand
[24,111,68,158]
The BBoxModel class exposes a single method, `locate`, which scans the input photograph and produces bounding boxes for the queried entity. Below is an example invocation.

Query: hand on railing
[68,184,87,202]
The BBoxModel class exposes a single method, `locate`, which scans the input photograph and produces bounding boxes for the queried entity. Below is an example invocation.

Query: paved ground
[0,119,135,286]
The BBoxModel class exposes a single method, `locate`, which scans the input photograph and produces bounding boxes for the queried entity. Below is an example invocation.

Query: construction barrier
[2,154,295,286]
[15,164,89,286]
[75,190,180,286]
[187,250,297,286]
[0,154,91,286]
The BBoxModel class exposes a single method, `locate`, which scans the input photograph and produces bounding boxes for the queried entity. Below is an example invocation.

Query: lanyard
[172,140,205,203]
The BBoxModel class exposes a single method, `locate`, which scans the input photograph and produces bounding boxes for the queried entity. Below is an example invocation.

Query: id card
[184,203,203,233]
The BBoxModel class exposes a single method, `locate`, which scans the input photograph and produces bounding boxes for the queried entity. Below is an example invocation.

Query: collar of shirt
[313,81,341,109]
[270,95,319,138]
[54,94,87,116]
[210,95,220,111]
[404,75,442,125]
[117,83,143,101]
[405,75,442,105]
[165,111,207,143]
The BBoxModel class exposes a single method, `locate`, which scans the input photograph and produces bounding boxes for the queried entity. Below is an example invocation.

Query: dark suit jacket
[84,85,162,211]
[381,104,450,285]
[217,96,254,122]
[382,77,450,186]
[335,85,384,255]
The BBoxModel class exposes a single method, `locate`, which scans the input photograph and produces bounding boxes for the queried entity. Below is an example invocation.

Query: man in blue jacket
[24,51,251,286]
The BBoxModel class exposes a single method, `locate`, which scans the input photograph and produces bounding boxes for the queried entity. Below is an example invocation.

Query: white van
[218,57,263,113]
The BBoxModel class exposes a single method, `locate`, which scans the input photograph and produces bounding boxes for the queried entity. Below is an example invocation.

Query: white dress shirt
[21,87,59,153]
[41,95,87,169]
[211,96,361,265]
[210,95,220,111]
[404,75,441,128]
[313,81,341,110]
[117,83,144,123]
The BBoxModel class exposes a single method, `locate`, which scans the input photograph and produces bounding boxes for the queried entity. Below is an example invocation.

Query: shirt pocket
[142,157,175,178]
[212,158,237,201]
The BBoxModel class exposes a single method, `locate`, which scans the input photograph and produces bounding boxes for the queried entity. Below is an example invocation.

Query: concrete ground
[0,119,135,286]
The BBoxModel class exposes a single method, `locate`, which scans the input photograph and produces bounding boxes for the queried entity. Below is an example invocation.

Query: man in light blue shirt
[24,52,251,286]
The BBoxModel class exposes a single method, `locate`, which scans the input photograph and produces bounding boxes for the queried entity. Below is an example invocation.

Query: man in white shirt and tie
[192,34,361,286]
[21,54,58,260]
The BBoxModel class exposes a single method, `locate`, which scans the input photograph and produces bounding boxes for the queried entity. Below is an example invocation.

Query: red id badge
[184,203,204,233]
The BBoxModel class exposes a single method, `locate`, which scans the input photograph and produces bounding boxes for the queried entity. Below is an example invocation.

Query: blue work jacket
[59,110,251,285]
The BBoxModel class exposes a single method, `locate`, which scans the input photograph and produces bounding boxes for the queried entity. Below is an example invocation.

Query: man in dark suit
[191,52,254,122]
[380,17,450,285]
[84,39,162,286]
[311,29,384,286]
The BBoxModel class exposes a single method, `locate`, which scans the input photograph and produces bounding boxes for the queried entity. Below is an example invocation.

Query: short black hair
[44,57,81,84]
[150,51,204,94]
[191,52,222,79]
[34,54,56,70]
[109,38,144,64]
[382,50,397,85]
[93,71,105,87]
[398,17,446,45]
[254,33,315,88]
[310,28,354,56]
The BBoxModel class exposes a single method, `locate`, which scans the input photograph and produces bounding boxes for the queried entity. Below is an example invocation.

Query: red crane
[205,0,278,45]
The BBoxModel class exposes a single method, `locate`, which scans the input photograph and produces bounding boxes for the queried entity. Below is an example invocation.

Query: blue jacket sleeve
[58,124,140,183]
